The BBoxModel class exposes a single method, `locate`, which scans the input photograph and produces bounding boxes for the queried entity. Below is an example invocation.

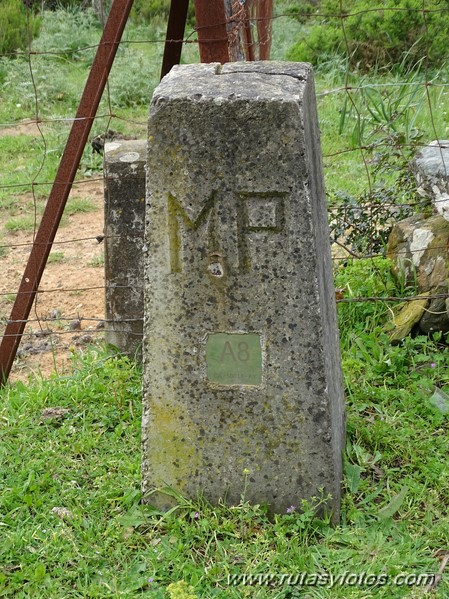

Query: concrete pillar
[142,62,345,519]
[104,139,146,360]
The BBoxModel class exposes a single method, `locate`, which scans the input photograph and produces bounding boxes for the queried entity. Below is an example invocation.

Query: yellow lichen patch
[387,293,430,344]
[147,398,202,495]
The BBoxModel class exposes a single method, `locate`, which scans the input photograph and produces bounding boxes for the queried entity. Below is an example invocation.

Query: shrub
[0,0,41,56]
[287,0,449,70]
[31,7,100,63]
[107,49,158,107]
[0,56,80,112]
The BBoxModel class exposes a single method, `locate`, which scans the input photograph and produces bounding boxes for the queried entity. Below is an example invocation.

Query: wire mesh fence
[1,0,449,380]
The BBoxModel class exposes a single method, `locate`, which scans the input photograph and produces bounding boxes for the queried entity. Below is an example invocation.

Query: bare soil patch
[0,118,46,138]
[1,178,106,383]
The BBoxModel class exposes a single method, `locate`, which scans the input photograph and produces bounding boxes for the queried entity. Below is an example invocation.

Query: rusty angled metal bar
[160,0,190,79]
[0,0,135,385]
[193,0,229,64]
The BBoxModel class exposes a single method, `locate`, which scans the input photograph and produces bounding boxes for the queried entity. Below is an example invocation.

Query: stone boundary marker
[104,139,146,359]
[142,62,345,519]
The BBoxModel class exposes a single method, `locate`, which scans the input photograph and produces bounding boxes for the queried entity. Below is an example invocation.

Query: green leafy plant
[329,63,427,254]
[31,8,100,63]
[107,49,158,108]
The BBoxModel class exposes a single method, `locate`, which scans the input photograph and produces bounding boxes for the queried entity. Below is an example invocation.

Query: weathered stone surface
[419,282,449,334]
[387,214,449,292]
[104,139,146,359]
[142,62,345,519]
[412,140,449,220]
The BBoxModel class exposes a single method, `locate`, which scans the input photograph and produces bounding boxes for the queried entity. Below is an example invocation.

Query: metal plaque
[205,332,262,385]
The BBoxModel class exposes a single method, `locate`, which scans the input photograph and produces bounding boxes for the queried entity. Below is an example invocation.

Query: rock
[387,214,449,292]
[41,407,71,420]
[412,140,449,220]
[386,140,449,337]
[429,388,449,414]
[419,282,449,334]
[104,139,146,361]
[69,319,82,330]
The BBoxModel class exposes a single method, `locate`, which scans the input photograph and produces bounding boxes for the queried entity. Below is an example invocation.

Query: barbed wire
[2,3,449,364]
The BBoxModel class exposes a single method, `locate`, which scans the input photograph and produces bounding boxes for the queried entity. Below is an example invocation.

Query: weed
[0,233,7,258]
[287,0,449,69]
[47,251,65,264]
[0,56,81,115]
[88,253,104,267]
[65,197,96,216]
[4,214,39,233]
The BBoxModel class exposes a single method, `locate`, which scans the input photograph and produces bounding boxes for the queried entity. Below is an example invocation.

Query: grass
[1,298,449,597]
[4,214,40,233]
[88,253,105,268]
[65,197,97,216]
[0,233,7,258]
[1,195,94,235]
[47,251,65,264]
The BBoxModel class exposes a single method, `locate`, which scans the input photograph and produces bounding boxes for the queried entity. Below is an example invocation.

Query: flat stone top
[152,61,312,105]
[104,139,147,164]
[414,140,449,178]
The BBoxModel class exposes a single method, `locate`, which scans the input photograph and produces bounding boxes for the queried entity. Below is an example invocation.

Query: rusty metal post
[194,0,229,63]
[0,0,135,385]
[161,0,190,79]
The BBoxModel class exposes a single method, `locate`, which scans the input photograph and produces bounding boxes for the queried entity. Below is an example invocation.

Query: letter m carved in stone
[167,192,216,273]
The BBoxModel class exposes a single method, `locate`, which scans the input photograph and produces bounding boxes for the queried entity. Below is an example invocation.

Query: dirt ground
[1,167,106,384]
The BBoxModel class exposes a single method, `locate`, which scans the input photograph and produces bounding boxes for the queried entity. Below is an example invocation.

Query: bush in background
[0,55,80,111]
[130,0,195,26]
[0,0,41,55]
[287,0,449,70]
[31,8,100,62]
[108,49,158,107]
[24,0,89,9]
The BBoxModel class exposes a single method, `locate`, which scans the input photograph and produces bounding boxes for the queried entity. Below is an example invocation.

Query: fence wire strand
[2,2,449,375]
